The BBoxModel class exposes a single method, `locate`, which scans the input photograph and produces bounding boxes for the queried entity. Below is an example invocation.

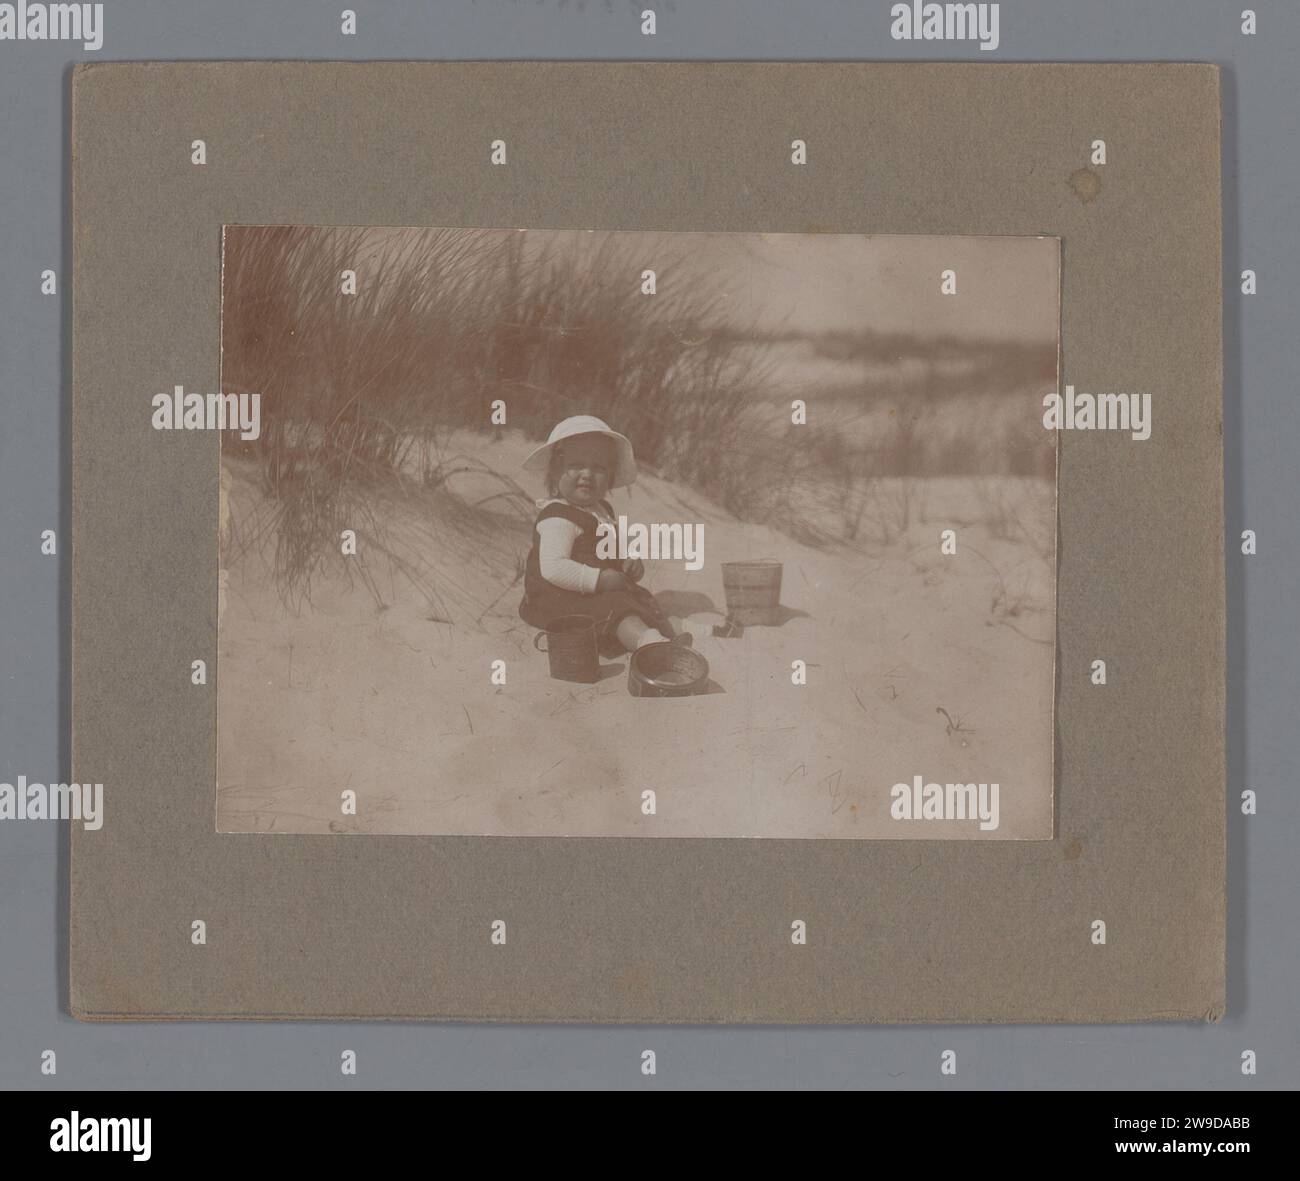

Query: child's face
[555,435,615,508]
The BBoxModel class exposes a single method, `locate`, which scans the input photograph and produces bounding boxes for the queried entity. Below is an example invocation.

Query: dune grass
[220,225,1055,608]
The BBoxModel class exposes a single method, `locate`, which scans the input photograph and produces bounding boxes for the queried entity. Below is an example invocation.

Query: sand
[217,430,1055,839]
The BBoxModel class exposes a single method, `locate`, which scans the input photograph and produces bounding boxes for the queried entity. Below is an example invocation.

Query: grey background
[1,0,1294,1087]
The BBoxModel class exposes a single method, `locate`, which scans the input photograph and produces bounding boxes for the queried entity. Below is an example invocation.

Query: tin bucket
[534,614,600,683]
[721,560,783,626]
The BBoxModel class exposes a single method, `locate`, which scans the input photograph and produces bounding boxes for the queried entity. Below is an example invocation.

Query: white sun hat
[522,414,638,489]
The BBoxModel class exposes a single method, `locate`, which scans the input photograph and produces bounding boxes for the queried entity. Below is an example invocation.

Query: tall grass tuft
[220,226,786,607]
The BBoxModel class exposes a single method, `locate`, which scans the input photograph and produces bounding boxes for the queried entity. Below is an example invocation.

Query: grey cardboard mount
[71,62,1224,1023]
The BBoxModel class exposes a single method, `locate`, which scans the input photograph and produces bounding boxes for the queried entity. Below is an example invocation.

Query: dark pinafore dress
[519,499,674,657]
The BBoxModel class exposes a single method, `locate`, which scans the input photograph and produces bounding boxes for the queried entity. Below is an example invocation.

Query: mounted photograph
[216,226,1058,839]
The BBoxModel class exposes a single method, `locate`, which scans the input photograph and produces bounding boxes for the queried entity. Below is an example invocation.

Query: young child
[518,415,687,657]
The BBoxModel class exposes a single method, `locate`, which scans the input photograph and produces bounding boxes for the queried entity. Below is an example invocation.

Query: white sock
[635,629,670,649]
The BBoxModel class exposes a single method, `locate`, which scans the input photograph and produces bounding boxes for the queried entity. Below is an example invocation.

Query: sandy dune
[217,430,1054,839]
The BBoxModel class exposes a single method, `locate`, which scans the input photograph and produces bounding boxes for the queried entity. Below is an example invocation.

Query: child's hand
[596,569,630,593]
[621,558,645,583]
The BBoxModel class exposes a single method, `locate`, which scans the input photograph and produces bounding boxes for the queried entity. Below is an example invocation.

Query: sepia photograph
[217,226,1058,839]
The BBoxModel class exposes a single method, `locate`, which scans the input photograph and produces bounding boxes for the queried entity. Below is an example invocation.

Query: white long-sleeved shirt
[535,498,616,594]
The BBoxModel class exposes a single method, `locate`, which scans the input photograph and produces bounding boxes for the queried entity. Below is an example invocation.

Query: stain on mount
[1068,168,1102,203]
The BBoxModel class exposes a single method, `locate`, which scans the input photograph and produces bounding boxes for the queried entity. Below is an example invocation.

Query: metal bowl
[627,642,710,698]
